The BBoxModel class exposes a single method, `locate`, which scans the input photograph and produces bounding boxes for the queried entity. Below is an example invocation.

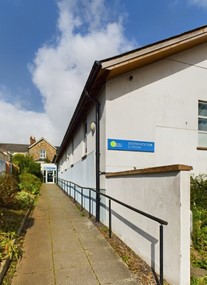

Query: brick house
[28,137,58,183]
[28,137,57,163]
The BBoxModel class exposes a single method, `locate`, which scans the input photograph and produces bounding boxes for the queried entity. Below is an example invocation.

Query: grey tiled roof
[0,143,29,153]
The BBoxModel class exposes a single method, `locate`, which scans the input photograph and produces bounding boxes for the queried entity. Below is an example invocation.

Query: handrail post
[81,188,83,210]
[109,199,112,238]
[89,189,91,217]
[160,224,164,285]
[74,185,76,203]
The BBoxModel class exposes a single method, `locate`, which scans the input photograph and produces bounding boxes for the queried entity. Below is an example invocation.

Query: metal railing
[58,178,168,285]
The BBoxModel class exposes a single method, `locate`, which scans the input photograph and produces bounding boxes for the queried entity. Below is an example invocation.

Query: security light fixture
[90,121,96,133]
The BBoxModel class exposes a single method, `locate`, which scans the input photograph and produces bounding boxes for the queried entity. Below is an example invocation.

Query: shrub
[19,173,41,195]
[191,175,207,209]
[15,191,34,209]
[191,175,207,272]
[0,175,19,206]
[192,208,207,251]
[0,232,22,261]
[191,247,207,270]
[191,276,207,285]
[12,154,42,178]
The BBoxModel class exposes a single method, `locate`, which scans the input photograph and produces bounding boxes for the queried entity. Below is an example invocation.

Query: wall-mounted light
[90,121,96,133]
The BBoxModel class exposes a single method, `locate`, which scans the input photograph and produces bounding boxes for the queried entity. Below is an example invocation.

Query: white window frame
[40,149,46,159]
[198,100,207,147]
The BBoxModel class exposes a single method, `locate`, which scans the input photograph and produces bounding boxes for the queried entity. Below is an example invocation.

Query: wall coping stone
[105,164,193,178]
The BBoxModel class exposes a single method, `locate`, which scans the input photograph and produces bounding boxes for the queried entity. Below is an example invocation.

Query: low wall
[105,164,192,285]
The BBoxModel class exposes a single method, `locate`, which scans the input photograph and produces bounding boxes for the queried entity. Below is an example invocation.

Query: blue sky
[0,0,207,145]
[0,0,57,112]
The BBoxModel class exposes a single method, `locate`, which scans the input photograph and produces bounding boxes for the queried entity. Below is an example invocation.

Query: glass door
[47,171,54,183]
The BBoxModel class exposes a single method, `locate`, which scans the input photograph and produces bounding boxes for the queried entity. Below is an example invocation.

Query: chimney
[30,136,36,145]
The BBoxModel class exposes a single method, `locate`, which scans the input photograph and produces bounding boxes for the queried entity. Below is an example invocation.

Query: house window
[83,121,87,156]
[40,149,46,159]
[198,101,207,147]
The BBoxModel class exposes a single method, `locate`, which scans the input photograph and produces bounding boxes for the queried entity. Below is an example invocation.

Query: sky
[0,0,207,146]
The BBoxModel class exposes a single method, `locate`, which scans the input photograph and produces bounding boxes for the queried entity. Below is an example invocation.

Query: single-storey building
[55,26,207,285]
[56,25,207,185]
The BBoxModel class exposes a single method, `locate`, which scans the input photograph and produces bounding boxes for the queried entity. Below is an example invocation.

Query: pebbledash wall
[56,26,207,285]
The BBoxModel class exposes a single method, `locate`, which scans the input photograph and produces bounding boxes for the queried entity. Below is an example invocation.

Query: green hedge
[19,173,41,195]
[191,175,207,273]
[191,175,207,209]
[0,175,18,207]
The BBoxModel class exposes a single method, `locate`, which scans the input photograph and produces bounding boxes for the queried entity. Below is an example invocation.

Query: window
[40,149,46,159]
[198,101,207,147]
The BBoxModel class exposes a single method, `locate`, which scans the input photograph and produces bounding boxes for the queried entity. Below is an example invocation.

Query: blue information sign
[108,138,154,152]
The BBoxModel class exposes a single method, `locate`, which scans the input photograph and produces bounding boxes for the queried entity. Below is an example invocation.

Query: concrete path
[11,184,139,285]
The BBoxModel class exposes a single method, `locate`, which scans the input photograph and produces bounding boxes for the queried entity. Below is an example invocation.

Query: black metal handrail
[57,178,168,285]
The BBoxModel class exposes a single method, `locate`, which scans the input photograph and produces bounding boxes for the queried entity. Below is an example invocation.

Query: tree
[12,154,42,178]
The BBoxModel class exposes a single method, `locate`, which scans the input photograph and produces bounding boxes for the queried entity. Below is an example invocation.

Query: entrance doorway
[42,163,57,184]
[47,171,54,183]
[44,170,56,183]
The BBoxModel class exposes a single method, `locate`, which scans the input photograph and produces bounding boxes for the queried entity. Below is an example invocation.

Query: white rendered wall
[105,43,207,174]
[105,169,191,285]
[58,90,107,190]
[60,152,95,187]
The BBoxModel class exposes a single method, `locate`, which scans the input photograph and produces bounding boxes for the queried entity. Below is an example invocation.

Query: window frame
[198,100,207,148]
[40,149,46,159]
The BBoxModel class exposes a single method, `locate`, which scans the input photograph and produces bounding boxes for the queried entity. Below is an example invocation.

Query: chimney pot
[30,136,36,145]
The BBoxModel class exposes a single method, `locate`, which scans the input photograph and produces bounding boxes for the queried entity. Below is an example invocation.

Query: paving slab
[11,183,140,285]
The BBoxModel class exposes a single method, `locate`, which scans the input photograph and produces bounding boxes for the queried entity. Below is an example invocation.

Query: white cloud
[31,0,135,145]
[189,0,207,7]
[0,0,135,146]
[0,97,56,144]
